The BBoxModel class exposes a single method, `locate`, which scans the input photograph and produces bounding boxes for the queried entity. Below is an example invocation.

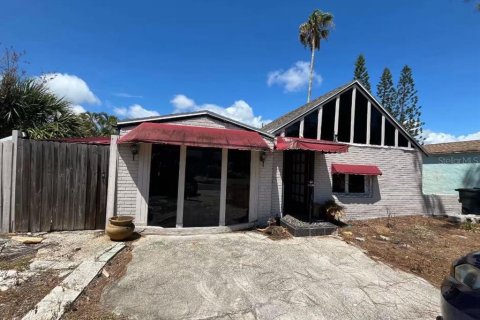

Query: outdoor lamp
[130,143,139,160]
[260,151,266,166]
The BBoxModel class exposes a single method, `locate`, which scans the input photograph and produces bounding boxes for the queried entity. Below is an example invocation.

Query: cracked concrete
[103,232,440,320]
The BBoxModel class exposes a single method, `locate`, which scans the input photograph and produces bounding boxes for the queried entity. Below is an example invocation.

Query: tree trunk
[307,38,316,103]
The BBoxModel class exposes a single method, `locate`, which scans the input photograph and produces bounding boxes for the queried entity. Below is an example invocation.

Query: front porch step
[280,215,338,237]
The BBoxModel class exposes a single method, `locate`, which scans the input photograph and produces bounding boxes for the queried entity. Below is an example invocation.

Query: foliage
[396,65,424,139]
[322,200,345,221]
[299,9,334,103]
[79,112,118,137]
[376,68,397,118]
[353,54,371,92]
[0,48,117,139]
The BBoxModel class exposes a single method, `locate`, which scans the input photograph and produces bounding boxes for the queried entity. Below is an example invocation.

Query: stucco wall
[423,153,480,195]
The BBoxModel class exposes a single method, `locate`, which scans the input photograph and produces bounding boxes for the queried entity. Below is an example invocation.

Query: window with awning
[331,164,381,196]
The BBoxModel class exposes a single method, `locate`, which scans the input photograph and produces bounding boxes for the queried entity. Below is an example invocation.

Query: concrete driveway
[103,232,440,320]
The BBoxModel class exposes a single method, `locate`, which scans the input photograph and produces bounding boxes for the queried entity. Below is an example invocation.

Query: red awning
[275,137,349,153]
[118,122,270,150]
[331,163,382,176]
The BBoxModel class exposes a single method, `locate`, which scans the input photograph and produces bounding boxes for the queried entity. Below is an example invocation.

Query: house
[108,80,430,229]
[422,140,480,214]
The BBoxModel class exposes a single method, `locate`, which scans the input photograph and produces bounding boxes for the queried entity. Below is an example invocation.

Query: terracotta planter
[106,216,135,241]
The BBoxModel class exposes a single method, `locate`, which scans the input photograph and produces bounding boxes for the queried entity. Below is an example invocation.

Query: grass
[0,254,34,271]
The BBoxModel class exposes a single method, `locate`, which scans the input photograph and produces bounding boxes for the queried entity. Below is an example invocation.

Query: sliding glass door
[183,147,222,227]
[148,145,180,227]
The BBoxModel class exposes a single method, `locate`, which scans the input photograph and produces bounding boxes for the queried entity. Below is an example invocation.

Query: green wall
[423,153,480,195]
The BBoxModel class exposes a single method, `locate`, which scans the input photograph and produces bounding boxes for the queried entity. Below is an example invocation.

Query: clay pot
[106,216,135,241]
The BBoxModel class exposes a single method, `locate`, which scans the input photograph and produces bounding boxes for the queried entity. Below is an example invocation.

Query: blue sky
[1,0,479,143]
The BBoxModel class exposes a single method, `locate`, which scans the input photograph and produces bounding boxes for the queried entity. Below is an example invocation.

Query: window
[384,120,395,146]
[303,110,318,139]
[226,150,250,225]
[321,100,336,141]
[370,107,382,145]
[285,121,300,138]
[353,93,368,144]
[348,175,365,193]
[332,174,346,193]
[337,89,352,142]
[332,174,370,195]
[398,133,409,147]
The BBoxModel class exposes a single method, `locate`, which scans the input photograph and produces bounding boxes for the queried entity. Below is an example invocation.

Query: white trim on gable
[266,81,426,154]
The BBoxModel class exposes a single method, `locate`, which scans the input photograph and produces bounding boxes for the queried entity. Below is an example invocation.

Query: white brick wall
[116,144,139,216]
[315,145,426,220]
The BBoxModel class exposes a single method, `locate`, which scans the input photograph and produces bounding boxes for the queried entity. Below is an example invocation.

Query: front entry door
[283,151,314,220]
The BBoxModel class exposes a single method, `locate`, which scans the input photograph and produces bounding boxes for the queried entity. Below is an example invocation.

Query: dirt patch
[0,271,63,320]
[62,245,133,320]
[340,215,480,287]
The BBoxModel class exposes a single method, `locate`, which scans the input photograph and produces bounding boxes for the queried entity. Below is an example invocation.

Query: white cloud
[114,104,160,119]
[422,129,480,144]
[112,92,143,98]
[267,61,322,92]
[170,95,271,128]
[41,73,101,106]
[70,105,86,114]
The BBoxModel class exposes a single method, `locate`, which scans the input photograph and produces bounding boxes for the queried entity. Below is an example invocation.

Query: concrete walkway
[103,232,440,320]
[23,242,125,320]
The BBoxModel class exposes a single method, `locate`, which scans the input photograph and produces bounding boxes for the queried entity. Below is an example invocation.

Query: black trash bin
[455,188,480,215]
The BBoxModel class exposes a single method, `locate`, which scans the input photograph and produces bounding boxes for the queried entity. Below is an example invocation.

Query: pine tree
[376,68,397,118]
[353,54,371,92]
[396,65,423,139]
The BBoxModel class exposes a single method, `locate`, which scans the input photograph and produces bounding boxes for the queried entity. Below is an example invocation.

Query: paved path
[103,232,440,320]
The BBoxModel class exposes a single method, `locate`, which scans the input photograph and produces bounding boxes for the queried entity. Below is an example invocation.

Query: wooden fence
[0,132,110,233]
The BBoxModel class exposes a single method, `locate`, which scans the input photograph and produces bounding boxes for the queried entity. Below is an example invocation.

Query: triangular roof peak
[263,80,424,152]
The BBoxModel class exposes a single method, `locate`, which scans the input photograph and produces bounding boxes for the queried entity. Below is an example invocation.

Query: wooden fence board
[40,142,53,231]
[53,143,65,230]
[18,139,31,232]
[30,142,43,232]
[74,144,87,230]
[85,146,98,229]
[97,146,108,229]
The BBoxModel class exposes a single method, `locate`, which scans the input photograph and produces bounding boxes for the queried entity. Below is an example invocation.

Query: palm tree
[79,112,118,136]
[0,77,84,139]
[299,9,334,103]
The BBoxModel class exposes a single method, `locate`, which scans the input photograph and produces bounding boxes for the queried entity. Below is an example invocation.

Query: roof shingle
[424,140,480,155]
